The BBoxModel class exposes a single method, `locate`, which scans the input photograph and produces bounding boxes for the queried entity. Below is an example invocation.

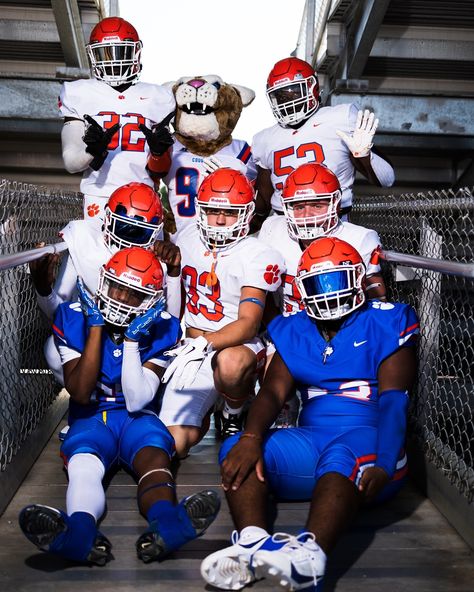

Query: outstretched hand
[221,437,265,492]
[76,276,104,328]
[161,335,211,389]
[139,111,174,156]
[83,114,120,170]
[202,155,225,176]
[336,109,378,158]
[124,298,166,341]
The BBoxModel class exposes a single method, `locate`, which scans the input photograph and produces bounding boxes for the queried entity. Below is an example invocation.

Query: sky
[118,0,306,141]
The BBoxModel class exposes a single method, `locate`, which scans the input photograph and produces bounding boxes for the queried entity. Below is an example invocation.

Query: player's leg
[159,352,219,457]
[19,414,117,565]
[121,414,220,563]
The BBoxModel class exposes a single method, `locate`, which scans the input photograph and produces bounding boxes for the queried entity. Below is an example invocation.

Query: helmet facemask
[103,205,163,250]
[196,201,255,250]
[267,76,319,126]
[96,267,162,327]
[295,262,365,321]
[283,190,341,241]
[87,39,142,86]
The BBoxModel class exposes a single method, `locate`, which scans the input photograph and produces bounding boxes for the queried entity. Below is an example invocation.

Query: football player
[59,17,175,224]
[19,247,220,565]
[29,182,181,383]
[252,57,394,221]
[201,237,418,591]
[158,169,285,457]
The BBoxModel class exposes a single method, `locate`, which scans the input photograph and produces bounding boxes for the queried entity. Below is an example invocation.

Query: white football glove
[161,336,213,390]
[336,109,379,158]
[202,155,225,176]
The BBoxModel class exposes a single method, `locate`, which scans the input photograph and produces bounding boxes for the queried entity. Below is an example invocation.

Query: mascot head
[166,75,255,157]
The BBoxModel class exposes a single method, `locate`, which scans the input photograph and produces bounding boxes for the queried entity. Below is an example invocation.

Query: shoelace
[270,532,321,585]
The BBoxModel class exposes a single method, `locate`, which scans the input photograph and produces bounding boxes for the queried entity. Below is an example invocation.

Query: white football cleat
[252,532,326,590]
[200,529,272,590]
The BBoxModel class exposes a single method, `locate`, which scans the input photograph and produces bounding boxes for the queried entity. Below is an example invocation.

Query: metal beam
[346,0,391,79]
[371,36,474,61]
[0,19,59,43]
[51,0,88,69]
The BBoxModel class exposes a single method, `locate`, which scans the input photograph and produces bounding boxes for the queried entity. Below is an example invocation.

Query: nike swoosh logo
[354,340,368,347]
[139,97,149,100]
[313,123,321,127]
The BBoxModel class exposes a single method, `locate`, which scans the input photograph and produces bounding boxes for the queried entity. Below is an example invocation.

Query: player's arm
[351,148,395,188]
[253,166,273,228]
[62,327,103,405]
[359,345,417,501]
[142,112,174,180]
[221,352,295,491]
[154,239,182,318]
[365,272,386,301]
[61,116,94,173]
[204,286,266,351]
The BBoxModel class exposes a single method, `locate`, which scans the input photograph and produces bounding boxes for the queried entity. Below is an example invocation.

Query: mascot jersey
[252,103,359,212]
[177,224,285,332]
[51,220,170,311]
[268,301,419,427]
[59,79,175,198]
[53,302,181,415]
[259,216,381,314]
[164,139,257,236]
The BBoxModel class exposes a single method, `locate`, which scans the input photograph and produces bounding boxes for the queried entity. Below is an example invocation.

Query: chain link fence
[0,179,82,475]
[352,187,474,502]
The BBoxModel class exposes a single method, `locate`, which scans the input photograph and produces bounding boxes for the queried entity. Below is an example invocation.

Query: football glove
[202,155,225,176]
[161,336,212,390]
[124,298,166,342]
[76,276,104,328]
[336,109,379,158]
[139,111,174,156]
[83,114,120,170]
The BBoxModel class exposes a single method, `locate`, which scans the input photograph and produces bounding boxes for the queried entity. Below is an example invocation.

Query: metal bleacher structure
[0,0,473,590]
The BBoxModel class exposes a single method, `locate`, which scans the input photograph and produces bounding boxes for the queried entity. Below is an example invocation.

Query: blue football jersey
[268,301,419,427]
[53,301,181,412]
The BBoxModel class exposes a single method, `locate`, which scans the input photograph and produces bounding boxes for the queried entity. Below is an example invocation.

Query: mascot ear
[229,84,255,107]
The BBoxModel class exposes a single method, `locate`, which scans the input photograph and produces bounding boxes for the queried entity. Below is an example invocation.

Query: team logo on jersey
[87,203,101,217]
[69,302,82,312]
[353,340,368,348]
[371,302,395,310]
[113,349,122,358]
[264,264,281,285]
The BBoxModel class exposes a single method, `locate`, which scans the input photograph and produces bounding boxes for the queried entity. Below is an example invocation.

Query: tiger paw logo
[87,203,100,217]
[264,264,281,285]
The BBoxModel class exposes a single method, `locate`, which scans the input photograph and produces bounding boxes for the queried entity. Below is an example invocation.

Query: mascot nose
[188,79,205,89]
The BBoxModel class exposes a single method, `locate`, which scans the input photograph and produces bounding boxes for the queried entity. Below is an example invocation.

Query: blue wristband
[239,297,265,309]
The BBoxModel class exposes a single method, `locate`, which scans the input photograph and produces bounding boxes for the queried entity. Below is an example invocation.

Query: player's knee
[167,425,202,458]
[214,347,256,389]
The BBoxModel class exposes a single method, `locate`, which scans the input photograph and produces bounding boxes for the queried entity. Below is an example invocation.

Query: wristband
[240,432,263,441]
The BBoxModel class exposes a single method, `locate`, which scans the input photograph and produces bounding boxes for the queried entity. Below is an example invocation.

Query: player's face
[107,280,145,307]
[269,84,303,106]
[204,208,239,228]
[292,199,330,225]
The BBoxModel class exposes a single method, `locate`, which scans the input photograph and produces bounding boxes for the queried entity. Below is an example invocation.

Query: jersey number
[182,265,224,322]
[175,167,199,217]
[273,142,325,191]
[98,111,146,152]
[282,273,304,314]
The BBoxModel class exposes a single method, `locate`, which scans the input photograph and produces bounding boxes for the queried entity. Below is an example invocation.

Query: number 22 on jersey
[98,111,146,152]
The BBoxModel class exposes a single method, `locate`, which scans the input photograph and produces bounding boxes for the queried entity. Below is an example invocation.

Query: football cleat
[252,532,326,590]
[214,410,247,439]
[136,490,220,563]
[19,504,112,566]
[201,529,276,590]
[272,394,300,429]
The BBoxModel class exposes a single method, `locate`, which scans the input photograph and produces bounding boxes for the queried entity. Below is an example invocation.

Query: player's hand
[124,298,166,342]
[154,240,181,277]
[83,114,120,171]
[161,336,212,389]
[76,276,104,328]
[202,155,225,176]
[29,242,59,297]
[221,437,265,492]
[336,109,378,158]
[358,466,389,503]
[139,111,174,156]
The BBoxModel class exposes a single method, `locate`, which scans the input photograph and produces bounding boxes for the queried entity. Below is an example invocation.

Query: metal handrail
[0,242,68,272]
[381,249,474,279]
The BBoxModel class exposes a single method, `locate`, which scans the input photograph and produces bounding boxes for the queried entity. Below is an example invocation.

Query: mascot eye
[212,82,221,90]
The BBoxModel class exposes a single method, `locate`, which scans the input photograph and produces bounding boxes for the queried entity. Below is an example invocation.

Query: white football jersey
[258,215,381,315]
[164,139,257,237]
[252,103,358,212]
[176,224,285,332]
[59,79,175,198]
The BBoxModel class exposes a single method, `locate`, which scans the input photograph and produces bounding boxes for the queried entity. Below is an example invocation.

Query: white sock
[66,453,106,520]
[223,402,244,416]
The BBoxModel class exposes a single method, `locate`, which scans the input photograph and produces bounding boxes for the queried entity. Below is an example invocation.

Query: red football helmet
[97,247,163,326]
[103,183,163,250]
[296,237,365,321]
[282,163,342,240]
[86,17,142,86]
[196,169,255,249]
[266,57,320,127]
